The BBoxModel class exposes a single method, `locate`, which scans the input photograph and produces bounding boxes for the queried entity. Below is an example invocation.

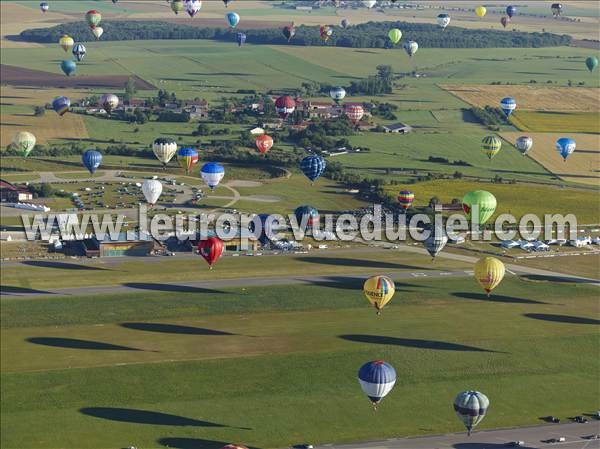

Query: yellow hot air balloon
[59,34,74,52]
[12,131,36,158]
[475,6,487,17]
[363,275,395,314]
[474,257,505,297]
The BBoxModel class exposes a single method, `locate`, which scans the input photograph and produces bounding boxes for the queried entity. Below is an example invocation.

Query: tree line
[20,20,571,48]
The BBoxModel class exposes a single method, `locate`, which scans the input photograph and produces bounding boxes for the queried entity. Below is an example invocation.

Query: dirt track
[0,64,156,90]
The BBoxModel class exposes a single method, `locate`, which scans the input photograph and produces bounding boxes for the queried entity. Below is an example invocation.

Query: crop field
[440,84,600,112]
[383,178,600,224]
[0,110,88,146]
[509,110,600,133]
[1,272,598,449]
[500,132,600,187]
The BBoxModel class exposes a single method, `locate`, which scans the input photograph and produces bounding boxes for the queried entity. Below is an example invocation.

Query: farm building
[382,123,413,134]
[79,232,158,257]
[0,179,33,202]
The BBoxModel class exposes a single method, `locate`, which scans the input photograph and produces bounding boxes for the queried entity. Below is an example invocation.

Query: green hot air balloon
[462,190,497,226]
[388,28,402,45]
[585,56,598,73]
[171,0,184,15]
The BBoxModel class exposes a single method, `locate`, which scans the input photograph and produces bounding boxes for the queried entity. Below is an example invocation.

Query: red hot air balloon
[345,104,364,124]
[275,95,296,119]
[198,237,224,268]
[255,134,274,154]
[500,16,509,28]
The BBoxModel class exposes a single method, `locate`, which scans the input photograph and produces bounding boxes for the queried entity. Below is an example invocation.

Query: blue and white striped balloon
[200,162,225,191]
[454,390,489,435]
[82,150,102,174]
[300,155,326,184]
[358,360,396,407]
[556,137,576,161]
[500,97,516,117]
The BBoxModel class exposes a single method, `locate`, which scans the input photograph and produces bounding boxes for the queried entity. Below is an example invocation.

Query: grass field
[384,178,600,224]
[1,274,598,449]
[440,84,600,112]
[500,132,600,187]
[510,111,600,133]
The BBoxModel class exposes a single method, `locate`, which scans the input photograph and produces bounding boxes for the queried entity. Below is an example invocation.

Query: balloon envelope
[586,56,598,72]
[282,24,295,41]
[185,0,201,17]
[226,11,240,27]
[474,257,505,296]
[300,155,326,183]
[500,97,516,116]
[198,237,224,267]
[403,40,418,57]
[454,390,489,435]
[363,275,395,313]
[500,16,509,28]
[345,104,364,123]
[177,147,199,172]
[201,162,225,190]
[424,230,448,258]
[358,360,396,406]
[40,2,49,12]
[506,5,516,17]
[236,32,246,46]
[330,87,346,103]
[397,190,414,210]
[12,131,36,158]
[72,43,86,62]
[556,137,576,161]
[481,135,502,160]
[142,180,163,205]
[255,134,274,154]
[341,18,350,28]
[462,190,496,225]
[52,96,70,116]
[437,13,451,28]
[388,28,402,44]
[362,0,377,8]
[153,137,178,165]
[85,10,102,27]
[59,35,74,52]
[171,0,184,14]
[275,95,295,118]
[82,150,102,174]
[475,6,486,17]
[91,27,103,39]
[60,60,76,76]
[100,93,119,113]
[515,136,533,155]
[294,205,319,231]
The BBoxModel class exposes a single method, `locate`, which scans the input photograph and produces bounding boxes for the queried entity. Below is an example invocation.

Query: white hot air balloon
[362,0,377,8]
[152,137,178,167]
[91,26,104,40]
[142,179,163,206]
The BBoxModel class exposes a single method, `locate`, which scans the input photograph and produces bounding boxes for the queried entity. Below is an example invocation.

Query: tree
[124,77,137,103]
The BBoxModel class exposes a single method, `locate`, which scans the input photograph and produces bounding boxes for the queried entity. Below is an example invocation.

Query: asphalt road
[315,422,600,449]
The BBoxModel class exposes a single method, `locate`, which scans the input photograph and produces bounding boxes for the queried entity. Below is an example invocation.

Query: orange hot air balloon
[255,134,274,155]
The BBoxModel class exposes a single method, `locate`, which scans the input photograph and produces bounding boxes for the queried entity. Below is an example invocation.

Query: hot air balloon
[341,18,350,29]
[403,40,418,57]
[152,137,178,166]
[40,2,49,13]
[397,190,414,210]
[506,5,516,18]
[177,147,199,173]
[500,16,509,28]
[201,162,225,190]
[142,179,162,206]
[59,35,74,53]
[72,43,86,62]
[112,0,118,3]
[198,237,224,268]
[330,87,346,104]
[100,93,119,114]
[475,6,486,17]
[171,0,184,15]
[481,135,502,160]
[282,23,296,42]
[424,230,448,259]
[345,104,364,124]
[515,136,533,155]
[363,275,395,314]
[358,360,396,409]
[551,3,562,17]
[236,32,246,46]
[91,26,104,39]
[585,56,598,72]
[223,0,232,6]
[85,10,102,28]
[275,95,295,119]
[12,132,36,158]
[226,11,240,28]
[82,150,102,174]
[300,155,326,184]
[556,137,576,161]
[255,134,274,154]
[60,60,76,76]
[437,13,451,29]
[500,97,516,117]
[454,390,489,435]
[221,445,247,449]
[474,257,505,296]
[294,205,319,231]
[362,0,377,8]
[320,25,333,42]
[185,0,201,17]
[52,96,70,116]
[388,28,402,44]
[462,190,496,225]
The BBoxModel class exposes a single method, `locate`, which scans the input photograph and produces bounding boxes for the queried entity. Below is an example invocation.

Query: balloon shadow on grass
[451,292,548,305]
[122,283,225,294]
[339,334,502,353]
[158,438,258,449]
[80,408,232,427]
[524,313,600,325]
[520,274,599,284]
[1,285,55,295]
[453,444,536,449]
[22,260,111,271]
[297,257,420,270]
[26,337,143,351]
[120,322,236,336]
